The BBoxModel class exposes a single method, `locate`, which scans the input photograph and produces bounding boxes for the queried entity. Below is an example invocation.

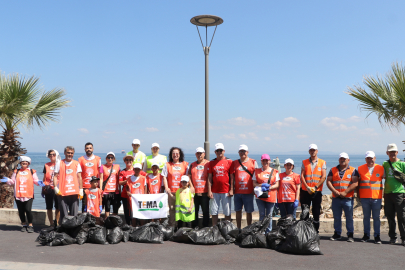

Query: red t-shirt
[278,172,301,203]
[207,159,232,194]
[230,159,257,194]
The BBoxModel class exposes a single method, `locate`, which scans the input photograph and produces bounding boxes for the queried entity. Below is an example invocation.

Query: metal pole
[204,46,210,160]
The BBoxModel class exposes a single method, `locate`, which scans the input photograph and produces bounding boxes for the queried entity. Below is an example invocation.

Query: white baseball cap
[239,144,248,151]
[106,152,115,158]
[20,156,31,164]
[151,143,160,148]
[215,143,225,150]
[133,163,142,169]
[284,158,294,165]
[196,147,205,153]
[309,144,318,150]
[339,152,349,159]
[365,151,375,158]
[151,162,160,167]
[387,143,398,152]
[180,175,190,182]
[132,139,141,145]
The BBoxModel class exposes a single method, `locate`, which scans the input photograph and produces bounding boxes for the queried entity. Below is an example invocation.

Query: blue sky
[1,0,405,156]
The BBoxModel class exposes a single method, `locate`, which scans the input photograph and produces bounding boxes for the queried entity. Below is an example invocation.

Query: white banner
[131,193,168,219]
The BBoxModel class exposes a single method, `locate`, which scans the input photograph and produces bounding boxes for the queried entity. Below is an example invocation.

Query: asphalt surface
[0,223,404,270]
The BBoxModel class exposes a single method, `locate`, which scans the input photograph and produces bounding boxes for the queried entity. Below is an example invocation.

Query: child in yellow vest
[175,175,195,229]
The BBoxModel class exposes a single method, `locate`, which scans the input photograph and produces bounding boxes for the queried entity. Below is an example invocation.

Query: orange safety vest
[85,188,103,217]
[44,162,55,188]
[79,156,101,189]
[166,161,189,193]
[14,168,36,198]
[59,159,80,196]
[146,173,163,194]
[128,175,146,194]
[358,164,384,199]
[254,168,278,203]
[189,160,209,193]
[302,158,326,192]
[331,166,355,198]
[102,164,120,193]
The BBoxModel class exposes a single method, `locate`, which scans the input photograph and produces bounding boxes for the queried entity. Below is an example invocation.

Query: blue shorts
[234,194,254,213]
[210,193,231,216]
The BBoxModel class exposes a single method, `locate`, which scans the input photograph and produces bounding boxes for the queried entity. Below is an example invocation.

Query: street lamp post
[190,15,223,160]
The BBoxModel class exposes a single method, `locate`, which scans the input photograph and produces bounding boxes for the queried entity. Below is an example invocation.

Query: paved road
[0,223,403,270]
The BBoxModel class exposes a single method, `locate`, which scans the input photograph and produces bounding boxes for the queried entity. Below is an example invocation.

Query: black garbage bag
[49,232,76,246]
[104,215,123,229]
[238,214,272,242]
[240,231,267,248]
[217,220,238,242]
[300,204,310,220]
[63,223,90,245]
[171,227,193,243]
[121,224,131,231]
[188,226,226,245]
[84,213,97,227]
[107,226,124,244]
[277,218,322,255]
[88,225,108,244]
[122,230,130,242]
[129,222,164,244]
[36,228,56,245]
[158,219,174,241]
[75,227,89,245]
[61,214,87,229]
[276,214,295,233]
[266,229,286,250]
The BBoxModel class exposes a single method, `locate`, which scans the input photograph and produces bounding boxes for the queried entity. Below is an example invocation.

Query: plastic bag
[104,215,123,229]
[170,227,193,243]
[49,232,76,246]
[266,229,286,250]
[129,222,164,244]
[122,230,130,242]
[36,228,56,245]
[88,225,108,244]
[240,232,267,248]
[107,226,124,244]
[217,220,238,241]
[188,226,226,245]
[158,219,174,241]
[61,214,87,229]
[84,213,97,227]
[64,223,89,245]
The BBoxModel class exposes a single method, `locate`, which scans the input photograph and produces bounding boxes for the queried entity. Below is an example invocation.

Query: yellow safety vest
[175,187,195,222]
[145,154,167,173]
[126,150,146,166]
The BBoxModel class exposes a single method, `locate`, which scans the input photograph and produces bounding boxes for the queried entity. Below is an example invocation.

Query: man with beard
[78,143,101,213]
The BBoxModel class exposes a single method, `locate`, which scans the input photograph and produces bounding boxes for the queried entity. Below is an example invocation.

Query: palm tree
[0,73,70,207]
[346,62,405,130]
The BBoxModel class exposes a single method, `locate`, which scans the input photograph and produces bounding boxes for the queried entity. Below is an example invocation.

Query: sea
[18,152,397,211]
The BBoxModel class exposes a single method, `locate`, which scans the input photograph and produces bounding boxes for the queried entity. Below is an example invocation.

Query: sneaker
[374,235,382,244]
[330,232,341,241]
[347,233,354,242]
[390,238,397,244]
[361,234,370,242]
[21,226,27,232]
[27,226,34,233]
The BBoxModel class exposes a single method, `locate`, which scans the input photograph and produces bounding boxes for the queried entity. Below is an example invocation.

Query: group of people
[1,139,405,247]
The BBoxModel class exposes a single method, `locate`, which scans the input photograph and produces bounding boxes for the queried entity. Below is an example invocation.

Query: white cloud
[78,128,89,134]
[320,116,360,131]
[239,132,258,140]
[145,127,158,132]
[296,134,308,139]
[228,117,256,126]
[177,122,183,126]
[222,133,236,139]
[265,137,271,141]
[257,117,300,130]
[239,134,247,139]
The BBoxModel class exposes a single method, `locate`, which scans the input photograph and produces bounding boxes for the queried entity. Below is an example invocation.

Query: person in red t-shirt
[278,158,301,219]
[207,143,233,226]
[188,147,210,228]
[231,144,259,229]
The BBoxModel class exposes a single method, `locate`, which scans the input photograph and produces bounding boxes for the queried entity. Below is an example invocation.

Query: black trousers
[81,188,89,212]
[300,189,322,232]
[192,194,210,228]
[15,198,34,224]
[384,193,405,240]
[121,197,131,225]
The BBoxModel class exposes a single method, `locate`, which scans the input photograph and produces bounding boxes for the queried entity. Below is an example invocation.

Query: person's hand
[188,206,193,213]
[127,192,131,198]
[79,189,84,200]
[261,185,270,192]
[208,191,213,199]
[37,180,45,187]
[228,190,233,197]
[340,190,347,198]
[84,206,87,212]
[308,187,315,194]
[54,187,62,196]
[261,183,270,189]
[99,206,103,212]
[333,190,340,197]
[293,200,299,208]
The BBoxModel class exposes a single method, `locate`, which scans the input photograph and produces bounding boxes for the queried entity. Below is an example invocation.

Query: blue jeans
[256,199,274,233]
[361,198,382,237]
[331,197,354,236]
[279,202,297,219]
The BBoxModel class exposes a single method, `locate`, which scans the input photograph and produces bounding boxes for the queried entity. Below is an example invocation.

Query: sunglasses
[215,149,224,152]
[125,159,133,162]
[48,154,56,157]
[107,156,114,159]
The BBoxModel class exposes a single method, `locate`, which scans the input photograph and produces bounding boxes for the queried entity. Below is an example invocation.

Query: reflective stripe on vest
[302,158,326,192]
[358,164,384,199]
[145,155,167,174]
[175,188,195,222]
[331,166,355,198]
[127,151,146,166]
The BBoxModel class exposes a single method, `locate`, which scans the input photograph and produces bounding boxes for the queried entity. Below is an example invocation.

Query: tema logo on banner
[131,193,168,219]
